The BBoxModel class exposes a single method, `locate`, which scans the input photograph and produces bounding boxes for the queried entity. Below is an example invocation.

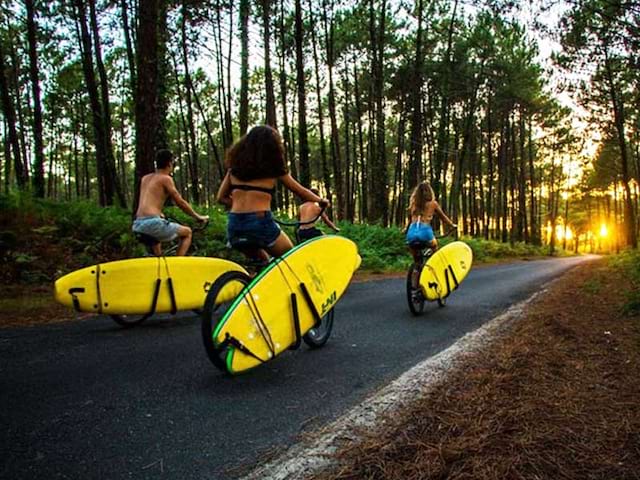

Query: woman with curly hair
[217,125,328,260]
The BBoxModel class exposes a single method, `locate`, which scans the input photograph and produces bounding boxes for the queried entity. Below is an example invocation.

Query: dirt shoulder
[311,259,640,480]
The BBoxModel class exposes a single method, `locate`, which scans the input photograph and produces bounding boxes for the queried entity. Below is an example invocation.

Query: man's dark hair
[225,125,287,180]
[156,149,174,169]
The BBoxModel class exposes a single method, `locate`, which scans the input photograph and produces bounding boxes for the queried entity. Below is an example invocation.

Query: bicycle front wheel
[303,308,335,349]
[406,263,425,316]
[201,270,251,372]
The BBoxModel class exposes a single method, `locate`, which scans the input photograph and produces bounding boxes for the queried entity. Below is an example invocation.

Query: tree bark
[0,43,26,189]
[88,0,126,207]
[261,0,278,128]
[309,0,330,201]
[294,0,310,186]
[181,3,200,203]
[25,0,46,197]
[134,0,169,210]
[322,0,343,216]
[238,0,249,135]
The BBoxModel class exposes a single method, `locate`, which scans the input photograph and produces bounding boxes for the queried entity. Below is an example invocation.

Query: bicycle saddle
[134,232,160,248]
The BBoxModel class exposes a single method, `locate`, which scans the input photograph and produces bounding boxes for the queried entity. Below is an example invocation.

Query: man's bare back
[136,173,172,218]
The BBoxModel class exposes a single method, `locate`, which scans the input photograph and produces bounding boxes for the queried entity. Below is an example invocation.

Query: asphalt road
[1,255,594,480]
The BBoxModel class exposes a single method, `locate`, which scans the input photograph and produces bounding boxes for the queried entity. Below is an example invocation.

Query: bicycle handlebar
[435,225,458,240]
[164,216,209,232]
[273,203,328,228]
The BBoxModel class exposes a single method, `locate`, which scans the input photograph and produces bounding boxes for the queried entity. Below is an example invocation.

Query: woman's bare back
[411,200,437,223]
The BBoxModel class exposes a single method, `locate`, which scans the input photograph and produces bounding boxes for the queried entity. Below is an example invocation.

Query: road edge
[239,286,555,480]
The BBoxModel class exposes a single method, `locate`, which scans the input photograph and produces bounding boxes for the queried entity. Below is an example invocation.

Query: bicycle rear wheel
[303,308,334,348]
[110,314,149,327]
[406,263,425,316]
[201,270,251,372]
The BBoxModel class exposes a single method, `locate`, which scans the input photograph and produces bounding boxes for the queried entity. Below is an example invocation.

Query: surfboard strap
[299,282,322,328]
[221,333,266,364]
[161,258,178,315]
[149,278,162,315]
[448,265,459,288]
[289,293,302,350]
[444,265,459,297]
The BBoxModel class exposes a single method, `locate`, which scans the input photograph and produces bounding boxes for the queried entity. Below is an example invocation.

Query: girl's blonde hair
[408,182,435,216]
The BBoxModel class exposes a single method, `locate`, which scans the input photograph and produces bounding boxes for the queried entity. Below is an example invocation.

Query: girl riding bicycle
[216,125,329,261]
[405,182,456,262]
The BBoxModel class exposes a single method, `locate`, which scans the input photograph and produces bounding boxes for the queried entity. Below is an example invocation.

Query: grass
[609,249,640,314]
[0,193,569,284]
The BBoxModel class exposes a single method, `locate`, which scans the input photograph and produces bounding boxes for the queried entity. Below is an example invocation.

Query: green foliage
[609,250,640,314]
[463,238,552,262]
[337,222,411,272]
[1,193,572,285]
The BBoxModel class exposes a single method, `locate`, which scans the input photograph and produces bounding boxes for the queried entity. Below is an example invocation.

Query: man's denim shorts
[132,216,180,242]
[227,211,281,249]
[406,222,435,244]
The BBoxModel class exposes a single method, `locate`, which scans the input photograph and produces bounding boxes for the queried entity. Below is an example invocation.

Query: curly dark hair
[225,125,288,181]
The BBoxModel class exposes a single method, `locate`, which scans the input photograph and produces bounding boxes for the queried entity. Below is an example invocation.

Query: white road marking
[240,289,546,480]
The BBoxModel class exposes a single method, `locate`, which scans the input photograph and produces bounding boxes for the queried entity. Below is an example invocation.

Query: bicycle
[201,206,338,373]
[110,217,209,327]
[406,226,458,316]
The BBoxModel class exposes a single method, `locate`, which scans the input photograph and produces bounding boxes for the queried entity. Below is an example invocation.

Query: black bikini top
[229,182,276,196]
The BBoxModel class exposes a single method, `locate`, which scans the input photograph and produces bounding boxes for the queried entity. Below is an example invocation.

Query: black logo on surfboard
[306,264,326,294]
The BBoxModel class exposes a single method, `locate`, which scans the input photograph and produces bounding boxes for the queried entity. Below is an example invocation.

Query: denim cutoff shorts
[297,226,323,243]
[227,211,281,249]
[405,222,435,244]
[132,216,180,242]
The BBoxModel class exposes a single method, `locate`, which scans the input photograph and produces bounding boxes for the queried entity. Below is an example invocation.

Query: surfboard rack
[444,265,460,297]
[298,282,323,328]
[290,293,303,350]
[221,333,266,364]
[68,288,85,312]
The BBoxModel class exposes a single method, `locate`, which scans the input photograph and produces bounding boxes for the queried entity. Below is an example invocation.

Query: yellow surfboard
[54,257,248,315]
[206,235,360,374]
[419,241,473,301]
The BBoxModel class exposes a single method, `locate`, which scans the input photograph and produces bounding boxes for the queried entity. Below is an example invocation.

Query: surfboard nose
[53,278,67,306]
[354,254,362,272]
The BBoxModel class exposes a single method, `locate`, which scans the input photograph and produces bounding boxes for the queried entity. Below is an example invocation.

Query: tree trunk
[604,48,637,248]
[261,0,278,128]
[88,0,126,207]
[309,0,330,202]
[25,0,46,197]
[181,3,200,203]
[0,43,26,189]
[294,0,310,186]
[134,0,168,211]
[120,0,137,93]
[368,0,388,224]
[407,0,424,190]
[238,0,249,135]
[322,0,343,216]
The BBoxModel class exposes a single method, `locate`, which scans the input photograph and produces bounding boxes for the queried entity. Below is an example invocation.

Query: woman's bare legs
[267,231,295,258]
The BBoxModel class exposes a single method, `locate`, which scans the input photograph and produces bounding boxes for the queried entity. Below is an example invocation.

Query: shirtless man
[297,188,340,242]
[132,149,208,256]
